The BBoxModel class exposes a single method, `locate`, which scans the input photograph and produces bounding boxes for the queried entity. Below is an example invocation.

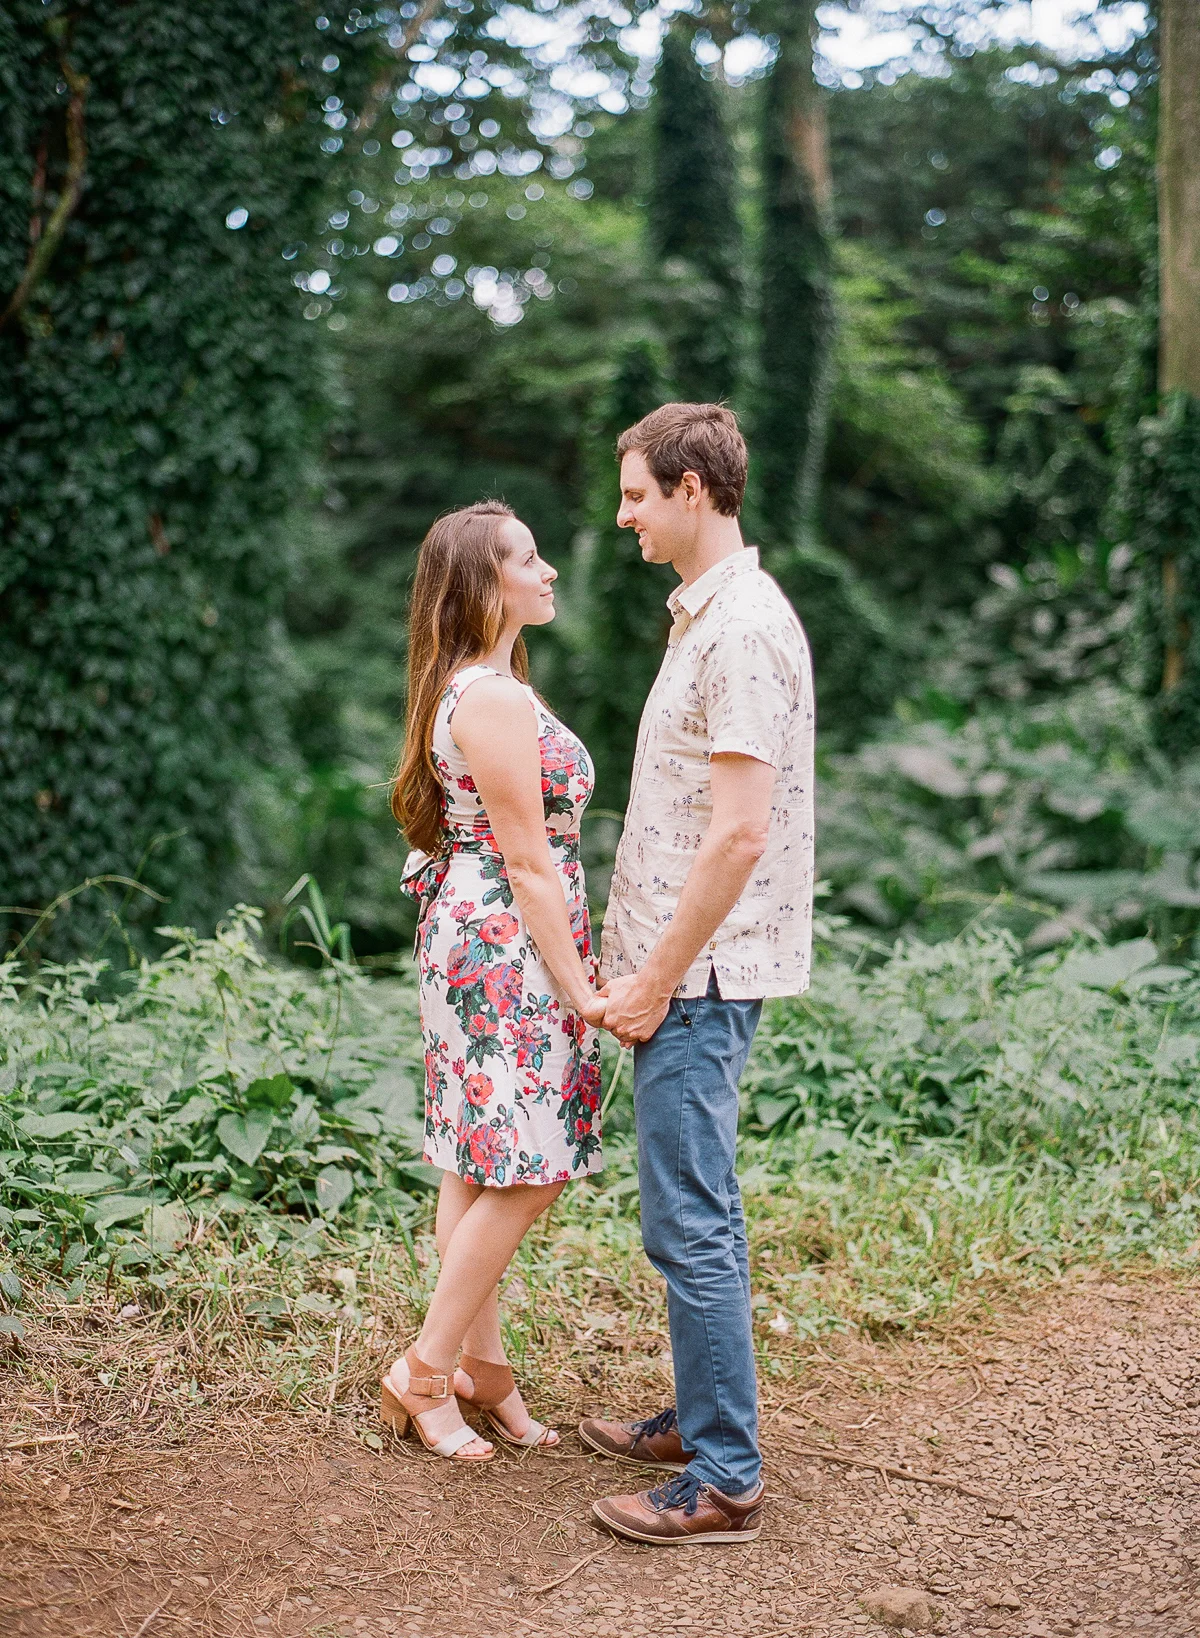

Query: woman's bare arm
[451,676,604,1025]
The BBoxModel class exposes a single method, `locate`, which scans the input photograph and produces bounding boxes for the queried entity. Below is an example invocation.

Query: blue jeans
[634,969,763,1495]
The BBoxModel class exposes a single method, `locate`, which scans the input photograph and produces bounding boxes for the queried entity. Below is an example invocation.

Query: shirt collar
[668,547,759,622]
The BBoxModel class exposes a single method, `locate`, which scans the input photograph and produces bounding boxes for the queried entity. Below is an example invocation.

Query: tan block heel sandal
[456,1354,558,1449]
[380,1348,493,1461]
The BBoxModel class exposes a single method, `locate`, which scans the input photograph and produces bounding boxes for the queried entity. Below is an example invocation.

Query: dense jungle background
[5,0,1198,970]
[3,0,1200,1399]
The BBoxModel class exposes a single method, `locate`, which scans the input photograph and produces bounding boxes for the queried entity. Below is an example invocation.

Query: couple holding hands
[384,402,815,1546]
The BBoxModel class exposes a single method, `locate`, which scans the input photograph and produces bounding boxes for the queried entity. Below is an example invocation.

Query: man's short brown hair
[616,402,748,517]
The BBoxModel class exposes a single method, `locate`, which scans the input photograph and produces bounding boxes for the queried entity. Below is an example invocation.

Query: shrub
[0,907,426,1275]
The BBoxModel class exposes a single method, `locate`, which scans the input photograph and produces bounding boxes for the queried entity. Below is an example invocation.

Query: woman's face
[498,518,557,629]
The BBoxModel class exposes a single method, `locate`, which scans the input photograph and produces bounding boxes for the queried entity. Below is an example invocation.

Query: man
[582,402,815,1545]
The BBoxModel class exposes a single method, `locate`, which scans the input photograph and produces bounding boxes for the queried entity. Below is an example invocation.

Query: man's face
[617,449,699,565]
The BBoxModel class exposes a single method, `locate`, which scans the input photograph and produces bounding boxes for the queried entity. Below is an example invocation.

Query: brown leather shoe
[578,1406,691,1471]
[593,1471,765,1545]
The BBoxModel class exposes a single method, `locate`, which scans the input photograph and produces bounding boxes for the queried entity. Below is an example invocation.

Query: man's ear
[680,469,704,507]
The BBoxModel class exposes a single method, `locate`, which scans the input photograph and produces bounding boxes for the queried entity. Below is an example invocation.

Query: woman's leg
[393,1175,564,1448]
[435,1174,504,1366]
[419,1177,564,1364]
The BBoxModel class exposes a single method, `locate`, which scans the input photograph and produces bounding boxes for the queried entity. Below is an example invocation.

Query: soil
[4,1271,1200,1638]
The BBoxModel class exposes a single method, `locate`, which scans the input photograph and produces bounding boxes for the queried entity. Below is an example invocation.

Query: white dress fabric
[410,666,603,1188]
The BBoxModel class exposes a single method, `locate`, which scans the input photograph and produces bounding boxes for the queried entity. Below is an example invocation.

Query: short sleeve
[697,615,803,768]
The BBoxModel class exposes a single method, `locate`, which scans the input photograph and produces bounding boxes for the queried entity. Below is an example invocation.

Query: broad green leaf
[1025,870,1144,909]
[245,1073,294,1110]
[1125,964,1191,991]
[86,1194,154,1230]
[337,1106,380,1135]
[62,1242,88,1275]
[143,1200,191,1254]
[17,1111,92,1139]
[0,1271,21,1303]
[0,1315,25,1340]
[170,1095,216,1127]
[289,1095,320,1143]
[246,1295,288,1318]
[58,1171,122,1196]
[217,1111,274,1167]
[315,1165,354,1217]
[753,1094,797,1130]
[1125,792,1200,852]
[314,1144,359,1164]
[296,1291,337,1316]
[1054,939,1158,991]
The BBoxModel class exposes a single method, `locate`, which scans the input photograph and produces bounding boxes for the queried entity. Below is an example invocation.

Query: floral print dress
[403,665,603,1188]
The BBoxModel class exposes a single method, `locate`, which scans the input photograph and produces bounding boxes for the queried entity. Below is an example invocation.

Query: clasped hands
[580,971,672,1049]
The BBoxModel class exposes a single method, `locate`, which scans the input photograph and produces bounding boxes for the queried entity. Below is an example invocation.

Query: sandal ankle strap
[404,1347,453,1400]
[459,1354,516,1408]
[408,1372,452,1399]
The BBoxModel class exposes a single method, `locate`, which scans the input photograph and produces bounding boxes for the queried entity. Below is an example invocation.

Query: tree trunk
[753,0,835,551]
[1158,0,1200,398]
[649,23,744,406]
[1151,0,1200,745]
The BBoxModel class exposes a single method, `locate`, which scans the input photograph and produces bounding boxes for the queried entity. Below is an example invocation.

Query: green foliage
[753,1,835,548]
[648,25,745,405]
[7,910,1200,1346]
[569,339,675,812]
[0,906,427,1273]
[0,2,373,957]
[823,245,1000,602]
[830,42,1153,442]
[770,540,903,746]
[264,180,653,935]
[1122,392,1200,757]
[745,927,1197,1155]
[817,680,1200,950]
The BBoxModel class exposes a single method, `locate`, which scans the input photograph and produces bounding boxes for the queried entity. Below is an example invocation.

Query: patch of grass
[3,916,1200,1410]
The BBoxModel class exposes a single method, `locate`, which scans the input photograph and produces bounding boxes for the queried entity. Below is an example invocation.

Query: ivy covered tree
[1133,0,1200,756]
[0,2,376,955]
[648,23,744,406]
[752,0,835,550]
[572,339,675,811]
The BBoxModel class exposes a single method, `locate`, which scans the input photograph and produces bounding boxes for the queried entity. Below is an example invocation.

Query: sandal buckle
[427,1373,450,1398]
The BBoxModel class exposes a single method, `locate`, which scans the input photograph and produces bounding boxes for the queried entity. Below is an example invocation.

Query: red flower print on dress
[467,1121,512,1176]
[510,1013,551,1070]
[463,1072,493,1107]
[447,941,486,988]
[477,911,519,946]
[483,962,522,1016]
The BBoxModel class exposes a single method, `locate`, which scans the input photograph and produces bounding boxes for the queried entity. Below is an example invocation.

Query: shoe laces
[647,1471,706,1517]
[631,1405,677,1440]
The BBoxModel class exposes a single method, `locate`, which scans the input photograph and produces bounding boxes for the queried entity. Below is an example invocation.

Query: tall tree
[572,340,675,811]
[753,0,835,549]
[648,23,744,406]
[0,3,375,955]
[1127,0,1200,756]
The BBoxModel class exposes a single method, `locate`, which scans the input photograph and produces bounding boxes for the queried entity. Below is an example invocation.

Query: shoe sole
[577,1425,688,1472]
[592,1501,761,1545]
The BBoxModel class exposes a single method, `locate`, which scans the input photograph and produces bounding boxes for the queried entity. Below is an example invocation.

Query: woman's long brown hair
[391,501,529,856]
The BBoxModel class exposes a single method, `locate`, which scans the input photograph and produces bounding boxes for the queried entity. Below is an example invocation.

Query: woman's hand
[578,993,609,1031]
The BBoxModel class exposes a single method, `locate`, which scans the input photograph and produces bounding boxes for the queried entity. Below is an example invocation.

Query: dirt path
[4,1272,1200,1638]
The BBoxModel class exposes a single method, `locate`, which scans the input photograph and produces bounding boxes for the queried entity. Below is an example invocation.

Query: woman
[383,500,605,1462]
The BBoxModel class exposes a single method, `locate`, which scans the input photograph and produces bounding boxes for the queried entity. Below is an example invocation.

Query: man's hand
[599,973,672,1047]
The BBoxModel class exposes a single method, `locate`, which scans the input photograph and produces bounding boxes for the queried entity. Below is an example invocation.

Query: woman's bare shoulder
[449,672,536,746]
